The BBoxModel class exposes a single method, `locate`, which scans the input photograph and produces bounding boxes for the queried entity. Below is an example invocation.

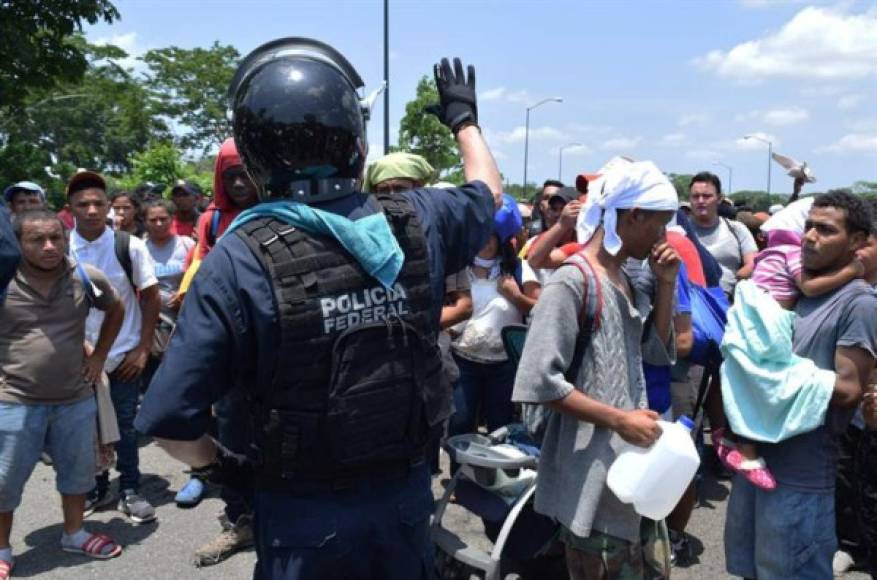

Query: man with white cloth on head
[513,160,680,579]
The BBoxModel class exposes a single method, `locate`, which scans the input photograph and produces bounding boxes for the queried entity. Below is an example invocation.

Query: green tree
[666,173,694,199]
[0,0,119,111]
[396,76,460,178]
[852,180,877,198]
[0,40,168,195]
[142,43,240,154]
[115,141,214,197]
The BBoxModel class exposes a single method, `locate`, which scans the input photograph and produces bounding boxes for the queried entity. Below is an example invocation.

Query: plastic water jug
[606,416,700,520]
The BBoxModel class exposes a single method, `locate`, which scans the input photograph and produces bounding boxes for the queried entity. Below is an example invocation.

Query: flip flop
[62,533,122,560]
[0,559,13,580]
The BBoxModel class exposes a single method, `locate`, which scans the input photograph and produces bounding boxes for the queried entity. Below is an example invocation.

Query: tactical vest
[236,192,449,486]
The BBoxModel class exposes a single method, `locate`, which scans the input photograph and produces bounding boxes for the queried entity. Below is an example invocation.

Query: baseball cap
[575,173,601,194]
[494,193,524,243]
[66,169,107,197]
[548,187,579,205]
[171,179,202,197]
[3,181,44,202]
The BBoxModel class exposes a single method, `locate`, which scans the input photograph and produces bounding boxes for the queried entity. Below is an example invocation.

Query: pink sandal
[62,533,122,559]
[711,427,737,470]
[725,449,777,490]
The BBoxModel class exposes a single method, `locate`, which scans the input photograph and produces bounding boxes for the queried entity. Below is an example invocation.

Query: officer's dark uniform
[135,38,494,579]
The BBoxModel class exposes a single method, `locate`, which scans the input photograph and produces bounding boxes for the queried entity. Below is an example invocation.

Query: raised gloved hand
[426,57,478,134]
[192,442,254,494]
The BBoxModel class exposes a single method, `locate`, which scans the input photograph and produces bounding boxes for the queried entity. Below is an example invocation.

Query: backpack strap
[74,261,99,307]
[208,209,222,246]
[559,251,603,381]
[113,231,135,291]
[722,217,744,265]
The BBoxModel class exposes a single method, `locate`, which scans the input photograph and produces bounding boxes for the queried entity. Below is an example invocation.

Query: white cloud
[91,32,147,73]
[685,150,721,160]
[678,113,709,127]
[736,106,809,125]
[763,106,810,125]
[480,87,507,101]
[601,136,643,151]
[817,133,877,153]
[838,94,864,110]
[735,132,780,150]
[739,0,806,8]
[478,87,533,104]
[550,144,592,155]
[661,133,687,146]
[693,6,877,81]
[490,125,568,145]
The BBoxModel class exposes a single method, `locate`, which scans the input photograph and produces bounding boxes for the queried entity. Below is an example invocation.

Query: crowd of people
[0,39,875,580]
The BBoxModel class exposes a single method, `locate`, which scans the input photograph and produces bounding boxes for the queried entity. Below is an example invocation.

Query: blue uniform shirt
[135,182,495,440]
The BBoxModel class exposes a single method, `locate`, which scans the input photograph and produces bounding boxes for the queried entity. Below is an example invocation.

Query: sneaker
[833,550,856,575]
[118,490,156,524]
[193,513,254,567]
[175,476,206,508]
[669,529,692,567]
[83,488,115,517]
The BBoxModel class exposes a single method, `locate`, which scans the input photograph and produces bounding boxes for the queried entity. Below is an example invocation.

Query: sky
[85,0,877,194]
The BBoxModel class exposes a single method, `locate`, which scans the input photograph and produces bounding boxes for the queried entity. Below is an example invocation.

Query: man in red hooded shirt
[172,138,259,567]
[179,138,258,295]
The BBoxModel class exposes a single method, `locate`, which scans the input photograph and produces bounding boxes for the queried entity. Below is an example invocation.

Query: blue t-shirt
[135,182,495,440]
[645,263,691,414]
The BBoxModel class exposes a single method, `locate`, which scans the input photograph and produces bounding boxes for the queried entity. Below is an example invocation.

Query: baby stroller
[431,325,568,580]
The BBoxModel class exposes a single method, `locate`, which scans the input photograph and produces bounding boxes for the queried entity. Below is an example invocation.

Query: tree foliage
[0,40,168,196]
[0,0,119,111]
[396,76,460,178]
[142,42,240,154]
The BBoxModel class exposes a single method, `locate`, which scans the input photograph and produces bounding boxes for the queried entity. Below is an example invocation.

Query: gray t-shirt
[692,218,757,296]
[759,280,877,492]
[512,263,674,542]
[146,235,194,317]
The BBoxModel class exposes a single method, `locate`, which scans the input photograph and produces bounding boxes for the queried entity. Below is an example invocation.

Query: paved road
[7,441,870,579]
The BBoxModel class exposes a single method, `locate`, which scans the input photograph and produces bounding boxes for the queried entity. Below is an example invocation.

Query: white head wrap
[760,196,814,235]
[576,159,679,255]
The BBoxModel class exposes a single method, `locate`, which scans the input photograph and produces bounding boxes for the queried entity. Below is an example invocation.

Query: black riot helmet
[228,38,372,204]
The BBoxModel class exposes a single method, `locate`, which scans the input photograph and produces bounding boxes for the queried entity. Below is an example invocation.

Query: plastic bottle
[606,415,700,520]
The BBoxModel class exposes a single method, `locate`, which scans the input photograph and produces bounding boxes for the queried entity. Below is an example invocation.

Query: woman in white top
[447,197,533,439]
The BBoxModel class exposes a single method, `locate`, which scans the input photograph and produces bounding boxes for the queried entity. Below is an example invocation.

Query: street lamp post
[743,134,772,196]
[713,161,733,195]
[558,142,584,180]
[523,97,563,199]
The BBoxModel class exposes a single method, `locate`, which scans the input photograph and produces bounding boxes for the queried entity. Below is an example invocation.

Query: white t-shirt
[146,235,195,316]
[70,227,158,373]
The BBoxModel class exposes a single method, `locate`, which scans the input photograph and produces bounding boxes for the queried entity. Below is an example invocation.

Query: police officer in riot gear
[135,37,502,579]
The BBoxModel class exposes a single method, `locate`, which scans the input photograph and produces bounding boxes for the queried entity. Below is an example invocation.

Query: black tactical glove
[191,442,254,494]
[426,57,478,134]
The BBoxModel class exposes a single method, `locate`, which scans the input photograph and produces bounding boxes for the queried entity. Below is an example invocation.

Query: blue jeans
[724,475,836,580]
[97,374,141,493]
[252,464,434,580]
[447,355,516,438]
[215,387,254,524]
[0,397,97,511]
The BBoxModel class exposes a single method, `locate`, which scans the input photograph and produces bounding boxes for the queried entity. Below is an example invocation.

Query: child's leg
[737,438,760,462]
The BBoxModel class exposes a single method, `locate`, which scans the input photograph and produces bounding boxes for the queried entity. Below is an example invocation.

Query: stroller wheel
[434,545,484,580]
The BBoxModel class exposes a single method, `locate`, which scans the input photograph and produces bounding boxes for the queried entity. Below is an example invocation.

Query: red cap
[575,173,601,194]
